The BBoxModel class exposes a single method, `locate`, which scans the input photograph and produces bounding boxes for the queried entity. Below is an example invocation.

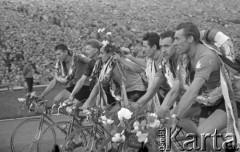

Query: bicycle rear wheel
[10,118,55,152]
[37,121,79,152]
[61,126,105,152]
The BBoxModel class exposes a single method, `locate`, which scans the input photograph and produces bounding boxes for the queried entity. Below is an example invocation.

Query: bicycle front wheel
[37,121,79,152]
[10,118,55,152]
[61,126,105,152]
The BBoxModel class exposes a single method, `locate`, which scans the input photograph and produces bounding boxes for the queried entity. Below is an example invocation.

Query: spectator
[23,60,34,93]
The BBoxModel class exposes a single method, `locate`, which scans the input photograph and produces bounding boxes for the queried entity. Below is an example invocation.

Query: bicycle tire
[10,118,56,152]
[37,121,80,152]
[61,126,105,152]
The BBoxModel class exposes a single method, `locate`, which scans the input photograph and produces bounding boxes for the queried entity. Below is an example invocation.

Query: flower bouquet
[129,112,163,151]
[98,106,135,151]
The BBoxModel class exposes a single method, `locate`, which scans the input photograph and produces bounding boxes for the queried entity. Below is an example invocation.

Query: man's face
[85,45,97,58]
[143,41,155,58]
[56,49,67,62]
[160,37,176,60]
[99,46,111,63]
[174,29,191,55]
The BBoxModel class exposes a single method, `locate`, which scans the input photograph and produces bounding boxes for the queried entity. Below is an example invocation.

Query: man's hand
[68,95,74,103]
[120,47,130,54]
[38,94,44,101]
[80,104,89,111]
[156,106,170,119]
[124,54,133,60]
[130,102,143,117]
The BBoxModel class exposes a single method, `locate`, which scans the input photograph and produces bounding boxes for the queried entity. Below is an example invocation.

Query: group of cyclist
[38,22,240,152]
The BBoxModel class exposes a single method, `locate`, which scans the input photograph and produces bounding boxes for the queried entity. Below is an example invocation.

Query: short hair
[86,39,102,51]
[176,22,200,42]
[54,44,71,55]
[160,30,175,42]
[142,32,160,50]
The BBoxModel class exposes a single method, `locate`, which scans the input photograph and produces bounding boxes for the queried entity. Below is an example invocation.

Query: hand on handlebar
[61,99,73,107]
[130,102,144,117]
[156,106,170,119]
[68,95,74,103]
[38,94,45,101]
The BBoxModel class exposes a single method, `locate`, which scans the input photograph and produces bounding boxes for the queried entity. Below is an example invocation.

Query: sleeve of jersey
[84,60,94,77]
[194,56,219,81]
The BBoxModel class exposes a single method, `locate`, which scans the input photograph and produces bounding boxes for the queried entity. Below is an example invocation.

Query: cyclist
[78,43,146,151]
[133,30,201,119]
[81,43,146,109]
[168,22,240,152]
[67,39,102,116]
[39,44,90,108]
[124,32,163,112]
[131,31,178,111]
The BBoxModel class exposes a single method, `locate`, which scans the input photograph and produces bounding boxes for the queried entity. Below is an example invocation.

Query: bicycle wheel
[37,121,79,152]
[11,118,55,152]
[61,126,105,152]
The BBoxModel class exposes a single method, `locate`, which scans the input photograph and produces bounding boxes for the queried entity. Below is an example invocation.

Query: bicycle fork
[32,116,45,143]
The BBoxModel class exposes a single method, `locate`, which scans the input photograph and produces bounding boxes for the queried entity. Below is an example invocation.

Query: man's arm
[119,58,143,73]
[40,77,57,99]
[174,77,206,118]
[137,76,165,106]
[78,54,91,63]
[114,54,143,73]
[69,75,88,100]
[161,80,181,108]
[82,82,99,107]
[125,54,146,68]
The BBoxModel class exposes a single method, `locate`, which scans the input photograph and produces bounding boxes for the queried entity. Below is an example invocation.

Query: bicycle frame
[32,107,56,142]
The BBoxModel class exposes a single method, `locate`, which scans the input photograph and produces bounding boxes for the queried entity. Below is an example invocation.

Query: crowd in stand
[0,1,146,88]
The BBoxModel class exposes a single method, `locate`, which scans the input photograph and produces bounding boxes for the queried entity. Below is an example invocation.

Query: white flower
[136,131,148,143]
[117,108,133,121]
[102,40,109,47]
[136,131,142,137]
[112,133,120,142]
[134,125,139,131]
[106,32,112,35]
[98,28,105,33]
[18,98,26,102]
[106,119,114,124]
[133,121,140,127]
[149,113,158,118]
[100,115,114,125]
[100,115,107,121]
[149,119,161,128]
[112,133,125,142]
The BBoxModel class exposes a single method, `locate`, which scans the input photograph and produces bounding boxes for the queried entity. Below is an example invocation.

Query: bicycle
[60,105,120,152]
[10,93,80,152]
[37,99,87,152]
